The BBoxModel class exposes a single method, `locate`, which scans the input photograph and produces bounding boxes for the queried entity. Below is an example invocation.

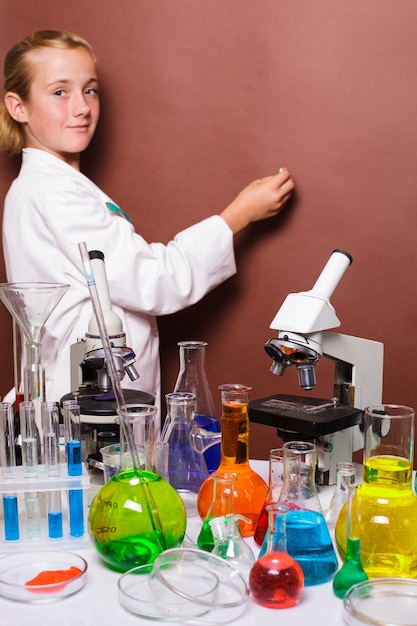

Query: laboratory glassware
[0,282,69,406]
[0,402,19,540]
[210,514,255,580]
[333,469,367,599]
[250,503,304,609]
[89,404,187,572]
[161,391,208,514]
[325,462,356,529]
[197,472,237,552]
[278,440,338,585]
[174,340,221,472]
[254,447,284,546]
[196,384,267,537]
[335,404,417,578]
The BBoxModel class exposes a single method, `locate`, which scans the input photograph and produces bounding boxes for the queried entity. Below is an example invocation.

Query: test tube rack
[0,463,90,552]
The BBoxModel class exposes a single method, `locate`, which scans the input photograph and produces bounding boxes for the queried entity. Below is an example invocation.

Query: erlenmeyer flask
[174,341,220,473]
[196,384,267,537]
[335,404,417,578]
[197,472,237,552]
[278,441,338,586]
[210,514,255,580]
[250,504,304,609]
[254,448,284,546]
[89,405,187,572]
[160,392,208,515]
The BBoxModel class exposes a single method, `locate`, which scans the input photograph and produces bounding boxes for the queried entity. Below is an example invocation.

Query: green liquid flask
[88,405,187,572]
[197,472,237,552]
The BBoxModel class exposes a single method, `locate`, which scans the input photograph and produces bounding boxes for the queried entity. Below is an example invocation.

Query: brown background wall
[1,1,417,460]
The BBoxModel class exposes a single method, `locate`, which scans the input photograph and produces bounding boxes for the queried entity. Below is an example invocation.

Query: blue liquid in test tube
[3,495,19,540]
[64,403,84,537]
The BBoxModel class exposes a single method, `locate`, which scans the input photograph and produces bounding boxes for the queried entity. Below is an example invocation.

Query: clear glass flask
[174,341,220,473]
[278,441,338,585]
[250,504,304,609]
[197,472,237,552]
[254,447,284,546]
[335,404,417,578]
[210,514,255,580]
[89,405,187,572]
[196,384,267,537]
[325,462,356,530]
[160,392,208,514]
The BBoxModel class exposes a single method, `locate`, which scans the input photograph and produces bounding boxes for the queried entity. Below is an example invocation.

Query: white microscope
[62,250,154,462]
[249,249,384,485]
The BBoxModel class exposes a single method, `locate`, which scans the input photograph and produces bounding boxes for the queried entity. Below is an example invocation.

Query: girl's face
[15,46,100,168]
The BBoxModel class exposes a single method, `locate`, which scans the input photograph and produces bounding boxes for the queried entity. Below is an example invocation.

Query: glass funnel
[335,404,417,578]
[89,404,187,572]
[0,282,69,404]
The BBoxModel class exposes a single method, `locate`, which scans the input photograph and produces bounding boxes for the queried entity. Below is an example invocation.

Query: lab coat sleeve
[15,170,237,316]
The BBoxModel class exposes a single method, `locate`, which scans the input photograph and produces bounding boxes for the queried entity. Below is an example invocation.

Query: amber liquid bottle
[196,384,267,537]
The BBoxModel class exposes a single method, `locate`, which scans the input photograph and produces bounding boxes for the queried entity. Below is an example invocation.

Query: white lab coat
[2,149,237,431]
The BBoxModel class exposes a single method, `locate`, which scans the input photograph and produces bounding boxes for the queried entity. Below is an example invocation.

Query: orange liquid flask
[196,384,267,537]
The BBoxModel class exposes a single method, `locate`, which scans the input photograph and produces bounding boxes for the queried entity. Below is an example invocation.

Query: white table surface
[0,460,347,626]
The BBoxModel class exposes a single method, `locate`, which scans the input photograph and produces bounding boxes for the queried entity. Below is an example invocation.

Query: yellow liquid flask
[89,405,186,572]
[335,404,417,578]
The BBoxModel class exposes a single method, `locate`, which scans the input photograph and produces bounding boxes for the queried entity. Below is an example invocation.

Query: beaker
[250,504,304,609]
[254,447,284,546]
[174,341,220,472]
[161,392,208,514]
[196,384,267,537]
[335,404,417,578]
[278,440,338,585]
[88,404,187,572]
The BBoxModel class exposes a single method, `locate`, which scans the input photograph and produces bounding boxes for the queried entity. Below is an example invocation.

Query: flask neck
[220,400,250,466]
[280,441,322,512]
[264,504,289,555]
[206,474,237,518]
[174,342,216,416]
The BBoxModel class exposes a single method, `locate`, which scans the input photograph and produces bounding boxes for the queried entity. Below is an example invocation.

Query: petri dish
[0,550,87,604]
[118,564,212,622]
[343,578,417,626]
[119,548,249,624]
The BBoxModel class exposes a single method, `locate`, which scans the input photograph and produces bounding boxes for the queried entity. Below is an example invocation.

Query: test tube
[42,401,60,477]
[63,401,84,537]
[19,401,39,477]
[19,401,41,539]
[0,403,19,540]
[47,490,63,539]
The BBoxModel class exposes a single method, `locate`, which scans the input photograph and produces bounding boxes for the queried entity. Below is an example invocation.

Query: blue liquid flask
[277,441,338,586]
[173,341,220,473]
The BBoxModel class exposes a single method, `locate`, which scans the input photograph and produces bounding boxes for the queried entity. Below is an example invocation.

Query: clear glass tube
[42,401,60,477]
[19,401,38,478]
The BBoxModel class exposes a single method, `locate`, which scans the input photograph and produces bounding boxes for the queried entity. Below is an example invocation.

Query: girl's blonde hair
[0,29,95,154]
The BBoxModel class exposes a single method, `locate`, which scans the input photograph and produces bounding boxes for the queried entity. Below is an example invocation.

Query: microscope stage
[249,394,362,438]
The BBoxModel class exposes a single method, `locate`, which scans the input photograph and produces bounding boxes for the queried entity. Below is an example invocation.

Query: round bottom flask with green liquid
[335,404,417,579]
[89,468,186,572]
[89,405,187,572]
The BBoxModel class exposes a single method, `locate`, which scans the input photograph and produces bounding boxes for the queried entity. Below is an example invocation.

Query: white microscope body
[265,249,384,484]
